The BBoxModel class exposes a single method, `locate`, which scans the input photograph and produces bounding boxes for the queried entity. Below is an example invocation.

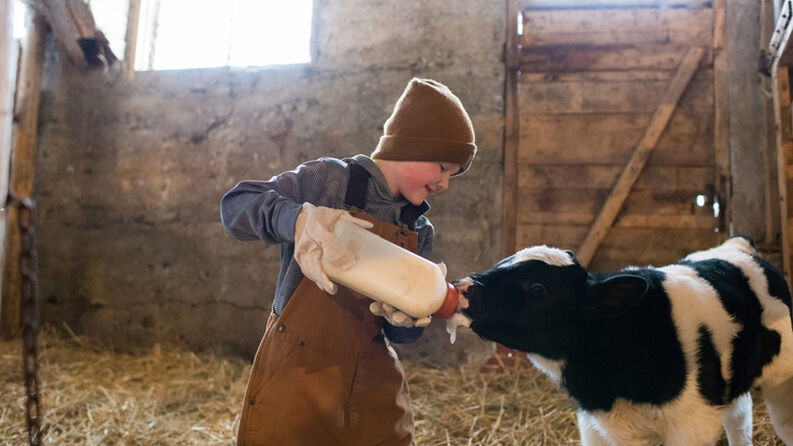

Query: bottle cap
[432,283,459,319]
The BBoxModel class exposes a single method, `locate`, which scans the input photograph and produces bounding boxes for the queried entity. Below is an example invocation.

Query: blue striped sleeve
[220,160,329,243]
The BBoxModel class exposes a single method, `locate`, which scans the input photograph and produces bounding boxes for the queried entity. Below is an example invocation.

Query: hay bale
[0,327,784,445]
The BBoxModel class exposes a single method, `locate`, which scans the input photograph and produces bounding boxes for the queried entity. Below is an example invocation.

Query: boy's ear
[581,274,649,319]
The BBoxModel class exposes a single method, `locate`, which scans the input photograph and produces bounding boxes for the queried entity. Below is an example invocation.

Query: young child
[220,78,477,446]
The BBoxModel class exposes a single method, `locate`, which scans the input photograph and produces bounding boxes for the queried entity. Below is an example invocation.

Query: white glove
[369,301,432,328]
[293,203,373,294]
[367,261,447,328]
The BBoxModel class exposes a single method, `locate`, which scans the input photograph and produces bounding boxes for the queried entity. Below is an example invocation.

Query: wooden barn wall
[31,0,504,365]
[516,1,729,271]
[21,0,775,362]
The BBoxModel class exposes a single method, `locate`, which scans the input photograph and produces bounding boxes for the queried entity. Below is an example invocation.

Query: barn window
[88,0,131,59]
[86,0,313,71]
[12,0,27,39]
[134,0,313,71]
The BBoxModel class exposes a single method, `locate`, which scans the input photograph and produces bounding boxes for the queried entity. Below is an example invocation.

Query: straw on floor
[0,326,784,445]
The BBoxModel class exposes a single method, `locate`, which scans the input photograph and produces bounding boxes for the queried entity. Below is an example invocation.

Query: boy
[220,78,476,446]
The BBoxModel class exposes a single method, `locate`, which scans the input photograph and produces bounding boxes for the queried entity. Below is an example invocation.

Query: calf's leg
[721,392,752,446]
[577,411,612,446]
[763,376,793,444]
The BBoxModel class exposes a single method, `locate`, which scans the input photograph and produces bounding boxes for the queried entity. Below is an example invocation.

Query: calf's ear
[582,274,649,319]
[564,250,576,261]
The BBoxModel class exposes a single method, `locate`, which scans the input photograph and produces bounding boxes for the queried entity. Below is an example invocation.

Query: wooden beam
[577,47,705,266]
[522,0,712,10]
[1,13,47,339]
[502,0,520,256]
[506,0,519,70]
[125,0,141,79]
[774,66,792,286]
[762,0,782,248]
[712,0,729,237]
[521,8,713,48]
[0,0,15,337]
[38,0,88,67]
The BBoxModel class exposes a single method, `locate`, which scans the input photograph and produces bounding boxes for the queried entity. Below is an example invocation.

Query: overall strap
[400,202,429,231]
[344,160,428,231]
[344,162,371,210]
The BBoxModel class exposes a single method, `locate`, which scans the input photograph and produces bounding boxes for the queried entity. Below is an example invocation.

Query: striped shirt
[220,154,434,343]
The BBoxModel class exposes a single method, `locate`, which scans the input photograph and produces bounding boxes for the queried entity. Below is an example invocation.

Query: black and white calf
[454,236,793,445]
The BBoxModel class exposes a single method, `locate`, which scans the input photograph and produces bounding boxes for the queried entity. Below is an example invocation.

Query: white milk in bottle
[320,218,459,319]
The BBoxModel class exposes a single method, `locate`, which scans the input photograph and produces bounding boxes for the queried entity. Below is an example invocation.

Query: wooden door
[503,0,728,271]
[768,0,793,286]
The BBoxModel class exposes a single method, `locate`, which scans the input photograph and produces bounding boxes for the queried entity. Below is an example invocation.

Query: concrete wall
[34,0,504,365]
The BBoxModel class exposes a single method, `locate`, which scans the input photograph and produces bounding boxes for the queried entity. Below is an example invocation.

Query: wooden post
[125,0,141,79]
[577,47,705,267]
[712,0,730,238]
[774,66,793,286]
[1,13,47,339]
[0,0,16,337]
[762,0,782,247]
[502,0,520,257]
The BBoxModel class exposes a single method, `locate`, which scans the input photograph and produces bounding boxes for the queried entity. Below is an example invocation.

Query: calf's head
[456,246,649,359]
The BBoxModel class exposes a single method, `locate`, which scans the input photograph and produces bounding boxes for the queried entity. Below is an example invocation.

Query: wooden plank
[775,66,793,284]
[516,225,720,255]
[1,13,47,339]
[518,212,718,229]
[519,71,713,114]
[521,8,713,47]
[39,0,89,67]
[712,0,729,238]
[523,29,712,48]
[495,0,523,360]
[0,0,16,337]
[518,165,714,190]
[522,70,677,83]
[523,7,712,34]
[125,0,142,79]
[65,0,96,37]
[577,47,706,266]
[762,0,781,247]
[522,0,713,10]
[520,44,713,73]
[503,74,520,257]
[588,233,722,272]
[502,0,520,258]
[518,112,714,165]
[517,187,717,216]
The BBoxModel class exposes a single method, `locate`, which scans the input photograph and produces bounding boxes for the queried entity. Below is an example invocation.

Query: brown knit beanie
[371,78,477,176]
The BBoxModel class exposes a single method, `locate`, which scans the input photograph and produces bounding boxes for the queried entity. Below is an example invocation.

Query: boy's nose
[438,175,451,190]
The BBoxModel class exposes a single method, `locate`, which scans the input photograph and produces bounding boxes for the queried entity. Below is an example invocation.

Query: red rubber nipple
[432,283,459,319]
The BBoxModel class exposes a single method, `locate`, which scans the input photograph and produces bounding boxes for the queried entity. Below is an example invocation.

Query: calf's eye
[529,283,545,295]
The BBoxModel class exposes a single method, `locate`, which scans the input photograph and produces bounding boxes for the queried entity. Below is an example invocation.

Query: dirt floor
[0,327,784,445]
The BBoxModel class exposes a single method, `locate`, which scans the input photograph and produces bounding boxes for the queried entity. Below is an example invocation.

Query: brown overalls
[237,163,419,446]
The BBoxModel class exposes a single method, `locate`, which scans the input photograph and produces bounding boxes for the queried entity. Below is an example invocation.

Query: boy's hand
[294,203,373,294]
[369,301,431,328]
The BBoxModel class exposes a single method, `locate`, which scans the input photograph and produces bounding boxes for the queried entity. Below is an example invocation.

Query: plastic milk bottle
[321,218,459,319]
